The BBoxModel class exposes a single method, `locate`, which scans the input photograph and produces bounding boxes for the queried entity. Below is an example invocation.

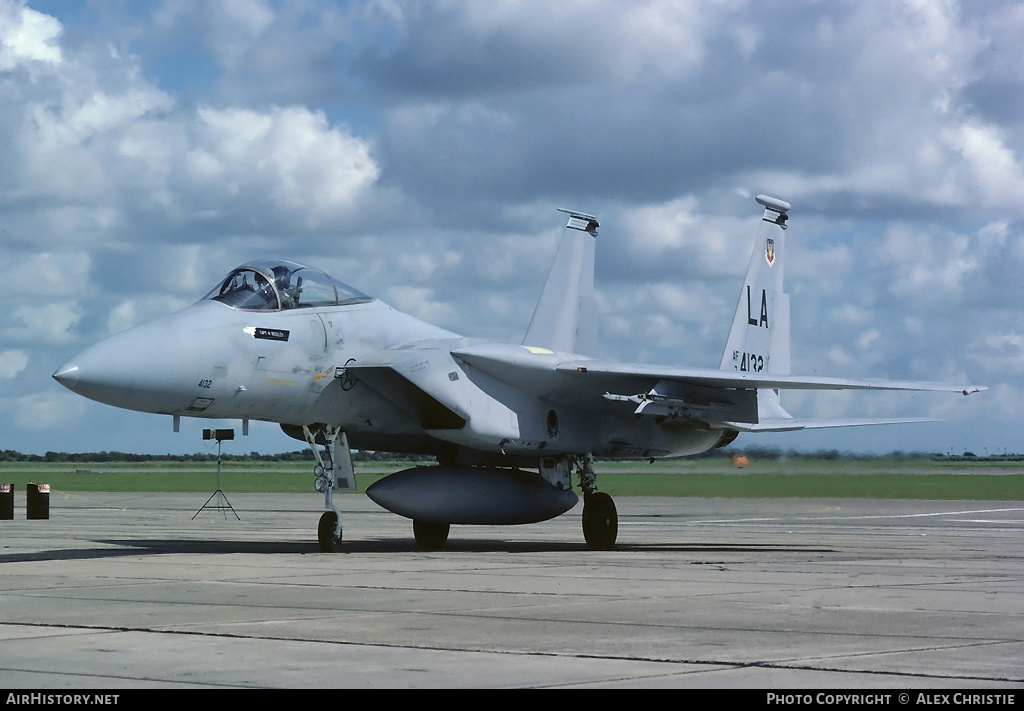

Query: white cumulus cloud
[186,105,379,226]
[0,350,28,378]
[0,0,62,70]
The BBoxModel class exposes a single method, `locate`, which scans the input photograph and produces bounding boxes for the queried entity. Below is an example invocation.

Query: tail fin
[720,195,794,423]
[715,195,977,432]
[523,209,598,356]
[720,195,791,376]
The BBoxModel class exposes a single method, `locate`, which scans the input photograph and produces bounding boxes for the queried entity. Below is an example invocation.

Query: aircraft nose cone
[53,361,81,389]
[49,309,204,411]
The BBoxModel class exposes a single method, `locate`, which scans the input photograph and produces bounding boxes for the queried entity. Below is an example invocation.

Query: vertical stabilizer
[720,195,791,375]
[523,210,598,355]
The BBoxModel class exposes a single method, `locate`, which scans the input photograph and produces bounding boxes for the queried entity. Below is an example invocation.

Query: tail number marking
[733,351,766,373]
[741,350,765,372]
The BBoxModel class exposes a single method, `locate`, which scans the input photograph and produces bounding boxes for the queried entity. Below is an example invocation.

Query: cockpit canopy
[203,259,373,311]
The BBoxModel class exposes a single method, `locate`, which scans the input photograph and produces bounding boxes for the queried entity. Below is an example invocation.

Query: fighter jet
[53,195,984,551]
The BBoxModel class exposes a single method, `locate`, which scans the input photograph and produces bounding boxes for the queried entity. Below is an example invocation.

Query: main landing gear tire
[582,492,618,550]
[413,520,450,550]
[318,511,342,552]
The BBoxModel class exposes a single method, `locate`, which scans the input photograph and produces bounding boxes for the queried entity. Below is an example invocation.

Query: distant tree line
[0,449,432,463]
[1,447,1018,463]
[660,446,1021,462]
[715,446,1023,462]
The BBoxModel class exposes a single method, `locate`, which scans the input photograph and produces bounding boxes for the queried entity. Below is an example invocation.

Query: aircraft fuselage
[55,297,722,462]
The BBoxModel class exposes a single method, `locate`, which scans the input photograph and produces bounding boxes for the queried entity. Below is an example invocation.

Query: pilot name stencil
[254,328,289,342]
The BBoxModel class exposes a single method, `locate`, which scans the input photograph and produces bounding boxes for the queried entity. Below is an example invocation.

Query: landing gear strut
[303,425,355,552]
[577,453,618,550]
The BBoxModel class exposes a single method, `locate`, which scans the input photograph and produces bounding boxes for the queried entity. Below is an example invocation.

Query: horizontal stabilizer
[727,417,940,433]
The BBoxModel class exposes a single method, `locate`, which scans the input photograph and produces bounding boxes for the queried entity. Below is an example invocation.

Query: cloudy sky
[1,0,1021,456]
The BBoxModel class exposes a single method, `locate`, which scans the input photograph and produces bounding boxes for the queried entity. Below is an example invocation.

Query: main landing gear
[577,453,618,550]
[413,520,450,550]
[582,492,617,550]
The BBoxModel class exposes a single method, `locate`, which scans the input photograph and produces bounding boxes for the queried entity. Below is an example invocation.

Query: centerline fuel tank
[365,466,579,525]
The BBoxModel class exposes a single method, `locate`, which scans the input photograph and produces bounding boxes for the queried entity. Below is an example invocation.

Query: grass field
[1,457,1021,500]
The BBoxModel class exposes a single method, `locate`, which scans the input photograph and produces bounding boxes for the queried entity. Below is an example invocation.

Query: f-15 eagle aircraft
[53,195,984,551]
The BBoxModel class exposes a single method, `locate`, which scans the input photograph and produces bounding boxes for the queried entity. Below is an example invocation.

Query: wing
[451,343,985,432]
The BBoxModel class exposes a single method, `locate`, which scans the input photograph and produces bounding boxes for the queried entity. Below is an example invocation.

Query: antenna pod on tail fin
[720,195,792,376]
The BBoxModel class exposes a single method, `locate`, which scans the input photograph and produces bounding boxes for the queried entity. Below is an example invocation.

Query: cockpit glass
[203,260,373,311]
[209,269,278,310]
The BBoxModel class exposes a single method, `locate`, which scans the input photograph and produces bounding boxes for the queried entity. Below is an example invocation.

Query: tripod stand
[193,429,239,520]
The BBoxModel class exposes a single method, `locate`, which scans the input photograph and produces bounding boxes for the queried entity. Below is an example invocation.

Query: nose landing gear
[303,425,355,552]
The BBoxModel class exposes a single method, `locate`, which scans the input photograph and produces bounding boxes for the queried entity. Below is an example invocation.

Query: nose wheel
[318,511,342,552]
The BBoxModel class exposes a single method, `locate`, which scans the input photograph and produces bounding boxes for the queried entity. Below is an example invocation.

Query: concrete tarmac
[0,492,1021,689]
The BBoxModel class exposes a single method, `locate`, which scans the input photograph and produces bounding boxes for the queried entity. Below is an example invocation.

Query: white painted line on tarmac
[625,507,1024,526]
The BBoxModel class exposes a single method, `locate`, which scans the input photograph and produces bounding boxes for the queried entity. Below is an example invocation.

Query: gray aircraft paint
[53,197,985,546]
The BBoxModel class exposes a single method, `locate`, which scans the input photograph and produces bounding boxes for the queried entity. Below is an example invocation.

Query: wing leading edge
[554,359,986,396]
